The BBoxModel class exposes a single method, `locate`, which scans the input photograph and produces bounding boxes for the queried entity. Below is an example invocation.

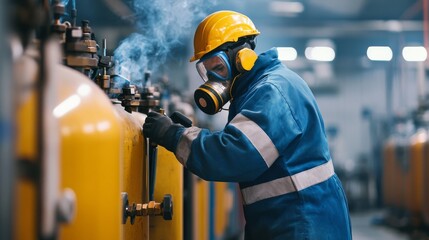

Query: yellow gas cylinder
[382,140,391,207]
[194,177,210,240]
[394,141,408,214]
[112,104,149,240]
[55,66,122,239]
[150,147,183,240]
[213,182,230,239]
[15,54,38,240]
[183,172,210,240]
[403,129,427,226]
[423,137,429,226]
[184,175,235,240]
[382,138,400,209]
[15,50,123,239]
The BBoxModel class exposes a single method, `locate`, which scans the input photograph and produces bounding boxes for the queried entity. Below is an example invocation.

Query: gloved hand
[143,111,185,152]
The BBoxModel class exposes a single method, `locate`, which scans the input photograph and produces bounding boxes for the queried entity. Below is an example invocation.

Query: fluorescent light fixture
[269,1,304,14]
[305,47,335,61]
[402,46,427,62]
[277,47,297,61]
[366,46,392,61]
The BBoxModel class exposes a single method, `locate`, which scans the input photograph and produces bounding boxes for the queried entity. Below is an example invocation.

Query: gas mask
[194,51,232,115]
[193,48,257,115]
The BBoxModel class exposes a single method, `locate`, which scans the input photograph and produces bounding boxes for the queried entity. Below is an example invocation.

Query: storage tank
[113,104,149,240]
[423,132,429,227]
[211,182,245,240]
[14,43,123,239]
[403,105,429,228]
[382,114,414,226]
[110,79,182,240]
[416,101,429,227]
[188,180,226,240]
[181,118,244,240]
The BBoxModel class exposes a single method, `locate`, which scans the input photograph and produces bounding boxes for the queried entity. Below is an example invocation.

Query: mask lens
[196,52,231,82]
[196,61,209,81]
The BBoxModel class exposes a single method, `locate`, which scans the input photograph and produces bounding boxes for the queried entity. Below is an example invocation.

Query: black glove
[143,111,185,152]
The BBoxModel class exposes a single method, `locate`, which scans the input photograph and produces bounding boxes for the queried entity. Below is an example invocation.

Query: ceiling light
[366,46,392,61]
[402,46,427,62]
[277,47,297,61]
[305,47,335,61]
[269,1,304,15]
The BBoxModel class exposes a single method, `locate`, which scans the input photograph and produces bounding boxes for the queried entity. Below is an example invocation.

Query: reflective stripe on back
[229,113,279,167]
[241,160,335,205]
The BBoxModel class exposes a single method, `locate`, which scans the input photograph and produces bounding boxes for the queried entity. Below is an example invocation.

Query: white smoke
[114,0,217,85]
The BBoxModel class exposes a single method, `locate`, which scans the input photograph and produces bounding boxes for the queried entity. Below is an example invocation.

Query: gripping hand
[143,111,185,152]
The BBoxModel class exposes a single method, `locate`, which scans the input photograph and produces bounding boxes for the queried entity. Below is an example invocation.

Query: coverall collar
[230,48,281,99]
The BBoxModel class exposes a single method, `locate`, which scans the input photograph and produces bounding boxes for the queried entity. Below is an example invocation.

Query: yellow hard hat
[190,10,260,62]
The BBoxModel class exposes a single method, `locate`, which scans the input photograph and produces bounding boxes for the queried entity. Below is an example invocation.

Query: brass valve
[121,193,173,224]
[134,201,161,216]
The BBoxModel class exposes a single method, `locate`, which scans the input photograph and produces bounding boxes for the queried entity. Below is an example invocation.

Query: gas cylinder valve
[121,193,173,225]
[118,71,161,114]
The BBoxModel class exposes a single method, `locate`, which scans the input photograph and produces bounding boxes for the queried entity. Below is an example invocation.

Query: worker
[143,10,352,239]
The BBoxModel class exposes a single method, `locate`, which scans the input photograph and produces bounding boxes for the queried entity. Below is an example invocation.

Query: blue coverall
[174,48,352,239]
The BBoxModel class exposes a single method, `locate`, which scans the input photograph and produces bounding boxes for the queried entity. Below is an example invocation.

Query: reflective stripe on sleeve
[241,160,335,205]
[175,127,202,166]
[229,113,279,167]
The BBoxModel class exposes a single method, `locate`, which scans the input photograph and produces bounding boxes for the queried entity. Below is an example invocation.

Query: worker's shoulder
[264,66,311,92]
[256,70,314,103]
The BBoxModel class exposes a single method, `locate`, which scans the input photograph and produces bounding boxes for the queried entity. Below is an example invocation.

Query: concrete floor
[351,211,409,240]
[234,210,419,240]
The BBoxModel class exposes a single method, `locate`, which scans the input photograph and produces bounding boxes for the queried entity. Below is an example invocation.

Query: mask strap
[220,74,241,112]
[229,73,242,101]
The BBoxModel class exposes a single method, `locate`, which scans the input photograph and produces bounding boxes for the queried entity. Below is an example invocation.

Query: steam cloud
[114,0,216,86]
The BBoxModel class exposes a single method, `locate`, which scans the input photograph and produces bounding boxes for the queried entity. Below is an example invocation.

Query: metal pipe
[417,61,426,103]
[0,1,15,239]
[39,1,62,239]
[385,61,394,135]
[423,0,429,60]
[71,0,77,27]
[40,40,62,240]
[148,144,158,201]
